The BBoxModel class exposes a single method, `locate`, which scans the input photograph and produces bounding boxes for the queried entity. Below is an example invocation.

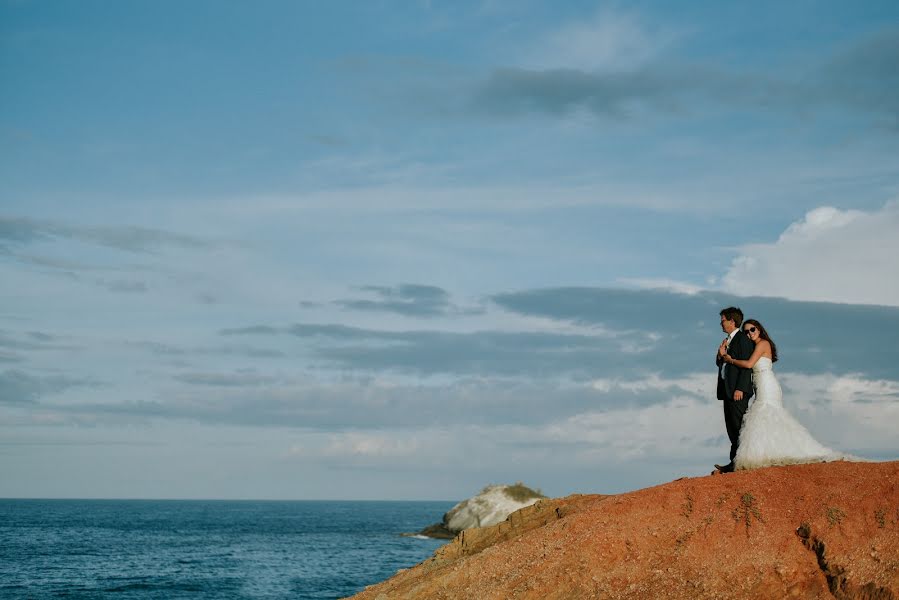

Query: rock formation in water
[355,461,899,599]
[415,483,546,539]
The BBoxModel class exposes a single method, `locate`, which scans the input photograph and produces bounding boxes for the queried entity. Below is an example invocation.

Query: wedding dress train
[734,357,856,470]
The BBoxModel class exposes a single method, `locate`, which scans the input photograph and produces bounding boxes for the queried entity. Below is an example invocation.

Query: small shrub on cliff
[681,493,694,519]
[826,506,846,526]
[502,482,546,503]
[732,492,764,537]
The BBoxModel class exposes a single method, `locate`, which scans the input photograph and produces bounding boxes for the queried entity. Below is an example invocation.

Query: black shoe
[714,462,734,473]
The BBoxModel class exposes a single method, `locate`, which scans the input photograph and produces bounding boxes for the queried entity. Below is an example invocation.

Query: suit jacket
[716,330,755,401]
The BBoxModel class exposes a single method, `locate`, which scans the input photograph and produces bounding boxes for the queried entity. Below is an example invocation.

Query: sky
[1,0,898,500]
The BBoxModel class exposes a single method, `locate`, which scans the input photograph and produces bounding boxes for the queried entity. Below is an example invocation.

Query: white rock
[445,484,543,531]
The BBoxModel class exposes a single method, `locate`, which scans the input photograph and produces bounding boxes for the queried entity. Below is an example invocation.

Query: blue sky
[2,1,898,500]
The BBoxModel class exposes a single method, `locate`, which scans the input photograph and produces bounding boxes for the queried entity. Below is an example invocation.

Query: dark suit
[716,331,755,462]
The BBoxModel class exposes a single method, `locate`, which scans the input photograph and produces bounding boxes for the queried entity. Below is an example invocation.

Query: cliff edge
[351,461,899,599]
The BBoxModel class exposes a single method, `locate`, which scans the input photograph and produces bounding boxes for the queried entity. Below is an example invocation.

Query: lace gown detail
[734,357,853,470]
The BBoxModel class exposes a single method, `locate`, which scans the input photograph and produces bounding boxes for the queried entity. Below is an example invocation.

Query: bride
[719,319,856,470]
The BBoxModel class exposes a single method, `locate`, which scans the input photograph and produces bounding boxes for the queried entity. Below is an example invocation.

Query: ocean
[0,499,454,599]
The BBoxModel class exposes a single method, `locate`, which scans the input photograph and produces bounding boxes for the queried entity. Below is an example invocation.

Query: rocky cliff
[352,461,899,599]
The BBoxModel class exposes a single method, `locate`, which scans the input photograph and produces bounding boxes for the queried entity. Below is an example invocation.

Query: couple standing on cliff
[712,306,853,473]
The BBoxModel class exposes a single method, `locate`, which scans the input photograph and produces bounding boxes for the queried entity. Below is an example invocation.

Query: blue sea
[0,499,454,600]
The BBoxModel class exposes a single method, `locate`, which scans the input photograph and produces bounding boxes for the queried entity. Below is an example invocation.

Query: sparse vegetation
[875,508,886,528]
[681,493,694,519]
[675,530,693,549]
[731,492,764,537]
[502,482,546,502]
[826,506,846,526]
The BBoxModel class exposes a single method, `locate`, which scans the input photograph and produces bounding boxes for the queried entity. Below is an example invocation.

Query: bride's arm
[724,341,768,368]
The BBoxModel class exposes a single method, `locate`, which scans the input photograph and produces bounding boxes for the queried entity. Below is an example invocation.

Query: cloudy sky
[2,1,898,500]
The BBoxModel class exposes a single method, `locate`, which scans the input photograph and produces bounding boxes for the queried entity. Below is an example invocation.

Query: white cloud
[541,394,720,463]
[779,372,899,453]
[618,277,703,295]
[289,370,897,471]
[722,202,899,307]
[585,370,898,460]
[589,373,710,397]
[523,9,674,73]
[289,431,428,460]
[7,368,894,498]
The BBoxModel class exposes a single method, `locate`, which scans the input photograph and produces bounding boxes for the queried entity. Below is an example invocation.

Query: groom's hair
[719,306,744,327]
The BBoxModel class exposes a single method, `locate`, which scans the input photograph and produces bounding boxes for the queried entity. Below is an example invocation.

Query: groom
[714,306,755,473]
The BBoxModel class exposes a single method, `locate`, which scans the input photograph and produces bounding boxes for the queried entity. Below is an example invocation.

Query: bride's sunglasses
[744,327,758,334]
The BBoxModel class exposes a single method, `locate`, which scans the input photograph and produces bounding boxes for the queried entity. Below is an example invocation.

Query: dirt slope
[351,461,899,599]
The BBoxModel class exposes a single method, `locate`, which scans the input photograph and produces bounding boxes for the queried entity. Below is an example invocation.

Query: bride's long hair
[744,319,778,362]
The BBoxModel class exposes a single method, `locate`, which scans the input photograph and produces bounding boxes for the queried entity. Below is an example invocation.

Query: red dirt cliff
[351,461,899,599]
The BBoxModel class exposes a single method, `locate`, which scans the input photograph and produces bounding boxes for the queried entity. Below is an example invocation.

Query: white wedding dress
[734,357,854,470]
